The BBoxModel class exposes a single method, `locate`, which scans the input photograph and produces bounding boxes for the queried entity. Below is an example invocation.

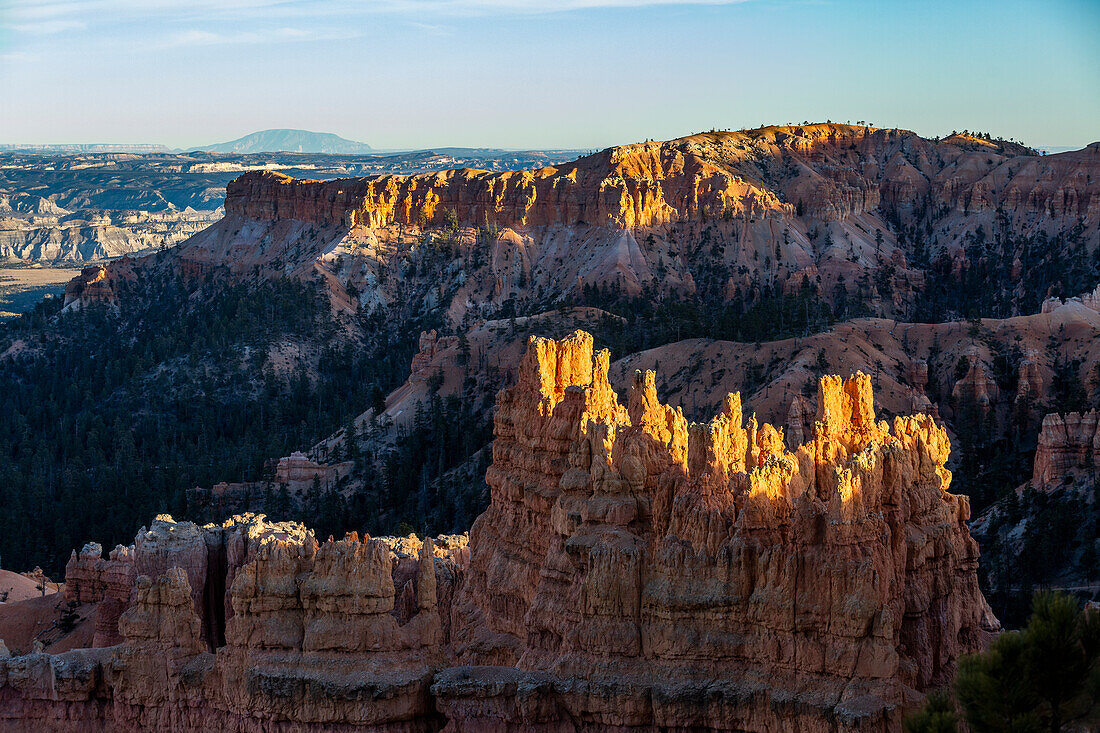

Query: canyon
[0,332,997,731]
[9,123,1095,609]
[0,122,1094,732]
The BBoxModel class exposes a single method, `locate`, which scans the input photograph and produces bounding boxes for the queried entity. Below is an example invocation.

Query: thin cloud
[2,0,750,48]
[372,0,748,8]
[0,51,37,64]
[162,26,359,48]
[8,19,87,34]
[405,21,454,35]
[5,0,750,28]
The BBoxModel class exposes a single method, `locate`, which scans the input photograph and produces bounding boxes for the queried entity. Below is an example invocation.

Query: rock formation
[61,265,118,311]
[1015,351,1045,404]
[62,543,109,605]
[0,147,580,265]
[951,351,1000,411]
[409,329,457,384]
[0,330,996,731]
[82,124,1097,326]
[1041,284,1100,314]
[63,543,135,647]
[273,451,344,487]
[222,128,1099,241]
[785,393,816,447]
[445,331,996,729]
[224,141,793,231]
[1031,410,1100,489]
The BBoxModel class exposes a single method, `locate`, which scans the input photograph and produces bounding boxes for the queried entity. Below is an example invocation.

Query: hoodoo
[0,331,996,732]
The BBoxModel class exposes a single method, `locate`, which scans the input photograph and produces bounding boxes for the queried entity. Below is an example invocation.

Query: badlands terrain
[0,122,1097,729]
[0,145,584,312]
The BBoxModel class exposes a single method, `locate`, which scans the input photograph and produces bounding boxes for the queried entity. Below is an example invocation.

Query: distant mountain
[191,129,373,154]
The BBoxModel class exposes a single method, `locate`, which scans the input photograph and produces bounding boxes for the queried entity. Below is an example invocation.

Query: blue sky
[1,0,1097,149]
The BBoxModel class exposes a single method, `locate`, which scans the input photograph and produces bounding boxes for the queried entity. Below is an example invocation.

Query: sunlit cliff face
[454,330,995,705]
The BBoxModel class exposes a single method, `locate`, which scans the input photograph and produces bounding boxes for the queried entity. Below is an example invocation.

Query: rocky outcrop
[1016,351,1045,404]
[1,331,997,731]
[785,393,815,448]
[273,451,343,487]
[1042,284,1100,314]
[16,569,49,593]
[224,125,1100,241]
[61,265,117,310]
[132,515,210,628]
[409,329,457,383]
[5,516,466,731]
[63,543,135,647]
[0,147,587,265]
[904,359,936,416]
[208,528,459,730]
[445,332,995,730]
[951,352,1000,410]
[72,125,1100,325]
[62,543,109,605]
[218,126,1099,247]
[94,548,136,648]
[102,513,321,651]
[1031,410,1100,489]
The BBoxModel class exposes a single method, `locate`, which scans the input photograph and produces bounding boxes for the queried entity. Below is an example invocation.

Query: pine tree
[903,690,959,733]
[1026,592,1088,732]
[956,631,1041,732]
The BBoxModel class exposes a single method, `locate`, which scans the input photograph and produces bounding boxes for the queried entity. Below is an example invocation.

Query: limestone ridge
[224,142,788,229]
[0,331,996,731]
[65,125,1100,319]
[224,126,1098,233]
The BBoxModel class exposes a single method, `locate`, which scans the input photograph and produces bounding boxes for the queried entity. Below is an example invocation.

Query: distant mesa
[189,129,373,155]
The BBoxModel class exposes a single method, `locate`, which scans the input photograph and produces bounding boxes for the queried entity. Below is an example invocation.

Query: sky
[1,0,1098,150]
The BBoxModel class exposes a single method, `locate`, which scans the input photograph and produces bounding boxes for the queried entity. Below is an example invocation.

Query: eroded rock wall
[63,542,135,648]
[1032,409,1100,489]
[68,126,1100,326]
[224,142,791,231]
[223,129,1100,238]
[2,518,465,732]
[1,331,995,732]
[442,332,996,730]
